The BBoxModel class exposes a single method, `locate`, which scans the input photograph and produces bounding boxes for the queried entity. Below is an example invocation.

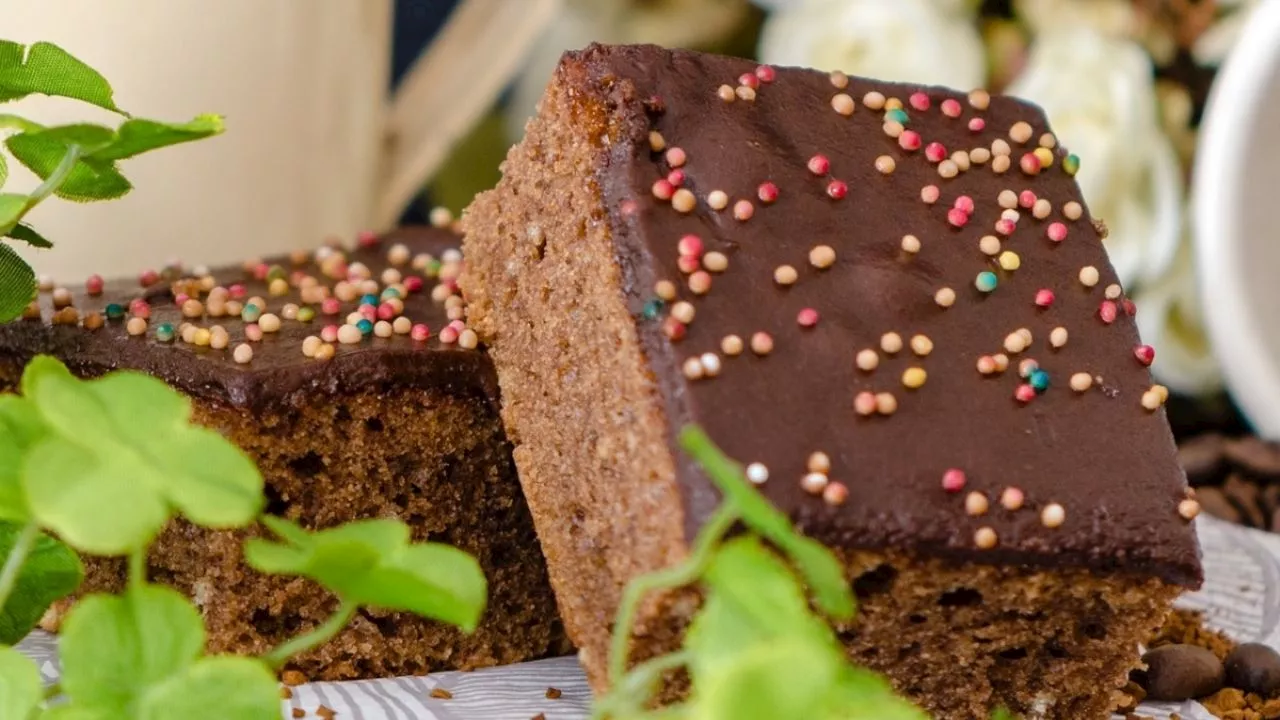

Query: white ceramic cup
[1,0,556,281]
[1194,0,1280,438]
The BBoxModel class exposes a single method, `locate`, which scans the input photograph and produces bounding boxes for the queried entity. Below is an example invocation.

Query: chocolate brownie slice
[0,226,569,680]
[462,44,1203,718]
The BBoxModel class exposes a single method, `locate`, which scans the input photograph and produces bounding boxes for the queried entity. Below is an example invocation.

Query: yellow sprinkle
[902,367,927,389]
[1034,147,1054,168]
[998,251,1020,271]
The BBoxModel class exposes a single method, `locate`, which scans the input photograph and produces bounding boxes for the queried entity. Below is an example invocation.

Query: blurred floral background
[416,0,1255,433]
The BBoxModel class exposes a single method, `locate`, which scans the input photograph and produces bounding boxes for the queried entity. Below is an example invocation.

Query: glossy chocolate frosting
[574,44,1202,586]
[0,227,495,411]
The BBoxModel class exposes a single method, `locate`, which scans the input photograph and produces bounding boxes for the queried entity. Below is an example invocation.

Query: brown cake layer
[462,44,1203,718]
[0,227,570,679]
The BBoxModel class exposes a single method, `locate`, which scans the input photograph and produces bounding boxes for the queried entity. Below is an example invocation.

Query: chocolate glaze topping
[0,227,495,411]
[572,44,1202,586]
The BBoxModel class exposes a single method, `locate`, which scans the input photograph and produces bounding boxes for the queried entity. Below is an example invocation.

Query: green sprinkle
[1063,154,1080,176]
[381,288,402,301]
[296,306,315,323]
[1030,369,1050,393]
[104,303,124,320]
[886,108,909,125]
[974,271,998,293]
[426,259,442,278]
[642,298,665,320]
[356,318,374,335]
[155,323,175,343]
[241,304,261,323]
[266,265,287,282]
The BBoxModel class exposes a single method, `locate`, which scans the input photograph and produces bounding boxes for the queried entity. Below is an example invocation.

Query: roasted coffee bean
[1225,437,1280,479]
[1225,643,1280,697]
[1224,474,1267,528]
[1180,433,1228,486]
[1140,644,1226,701]
[1196,487,1243,524]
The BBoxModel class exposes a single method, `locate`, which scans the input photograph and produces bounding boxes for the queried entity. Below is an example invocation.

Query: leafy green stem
[43,681,61,700]
[592,650,692,720]
[127,546,146,597]
[608,502,738,685]
[263,601,357,670]
[0,521,39,612]
[27,144,81,208]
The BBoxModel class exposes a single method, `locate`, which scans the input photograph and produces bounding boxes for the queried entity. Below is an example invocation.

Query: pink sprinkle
[357,230,379,248]
[130,301,151,320]
[1019,190,1037,209]
[921,185,941,204]
[1020,153,1042,175]
[854,391,877,415]
[947,208,970,228]
[678,234,704,258]
[808,154,830,176]
[321,325,339,343]
[755,65,776,83]
[651,179,675,200]
[620,199,639,217]
[253,263,270,281]
[1123,299,1137,316]
[909,92,930,111]
[826,180,848,200]
[86,274,104,296]
[377,302,396,321]
[757,182,779,204]
[797,308,820,327]
[953,195,975,214]
[1034,289,1055,308]
[738,72,759,89]
[899,130,922,151]
[404,276,424,294]
[245,323,264,342]
[439,326,459,344]
[321,298,341,315]
[968,117,986,132]
[941,98,962,118]
[995,218,1017,236]
[449,319,466,332]
[925,142,947,163]
[1134,345,1155,366]
[665,147,686,168]
[411,323,430,342]
[139,269,160,288]
[1047,222,1068,242]
[443,278,459,294]
[1015,384,1037,404]
[1002,487,1025,509]
[733,199,755,221]
[229,284,247,299]
[174,293,190,307]
[677,255,700,274]
[1099,301,1118,324]
[666,169,685,187]
[942,469,967,493]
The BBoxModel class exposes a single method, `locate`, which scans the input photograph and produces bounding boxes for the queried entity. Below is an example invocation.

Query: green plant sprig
[0,357,488,720]
[0,40,225,323]
[593,427,1017,720]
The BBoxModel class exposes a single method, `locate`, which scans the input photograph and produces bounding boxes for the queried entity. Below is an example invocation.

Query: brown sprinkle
[292,710,306,719]
[430,688,453,700]
[545,687,563,700]
[316,706,336,720]
[282,670,308,687]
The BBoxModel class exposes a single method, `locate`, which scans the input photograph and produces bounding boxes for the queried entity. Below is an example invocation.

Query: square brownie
[462,44,1203,718]
[0,226,569,680]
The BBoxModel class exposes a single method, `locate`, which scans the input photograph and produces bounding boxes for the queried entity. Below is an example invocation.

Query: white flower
[1015,0,1138,38]
[756,0,986,91]
[506,0,749,140]
[1133,217,1222,396]
[1007,28,1183,288]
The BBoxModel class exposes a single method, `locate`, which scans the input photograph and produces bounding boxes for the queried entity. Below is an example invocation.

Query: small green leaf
[93,115,224,161]
[0,192,26,230]
[0,242,36,324]
[7,224,52,249]
[20,357,264,555]
[0,41,122,112]
[137,656,279,720]
[694,641,834,720]
[6,133,131,202]
[0,395,47,521]
[0,152,6,186]
[246,517,487,631]
[0,524,83,643]
[23,124,116,154]
[59,585,204,713]
[0,113,45,133]
[0,645,42,720]
[678,426,854,620]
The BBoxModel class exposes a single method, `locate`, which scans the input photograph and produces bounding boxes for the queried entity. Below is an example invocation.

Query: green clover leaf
[0,645,42,720]
[6,133,130,203]
[0,394,49,521]
[0,151,6,186]
[0,41,122,112]
[20,356,264,555]
[678,426,854,620]
[0,241,36,323]
[6,224,52,249]
[136,656,279,720]
[59,585,203,714]
[0,523,82,643]
[246,516,487,631]
[692,641,835,720]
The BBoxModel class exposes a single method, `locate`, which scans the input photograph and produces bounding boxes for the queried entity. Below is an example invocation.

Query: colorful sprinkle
[881,332,903,354]
[1029,369,1050,392]
[901,234,922,253]
[808,154,830,176]
[974,527,998,549]
[831,93,855,115]
[722,335,744,356]
[1041,503,1065,528]
[1134,345,1155,366]
[751,332,773,356]
[1047,222,1068,242]
[855,349,879,372]
[1014,384,1036,403]
[1050,327,1068,348]
[746,463,769,484]
[757,182,779,204]
[965,491,989,516]
[1000,487,1025,511]
[902,367,927,389]
[826,180,848,199]
[854,391,877,416]
[1063,154,1080,176]
[797,308,819,327]
[234,344,254,364]
[155,323,175,343]
[875,392,898,416]
[934,287,956,307]
[1099,301,1118,324]
[1069,373,1093,392]
[974,271,998,293]
[1034,289,1055,308]
[910,335,933,357]
[942,469,966,493]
